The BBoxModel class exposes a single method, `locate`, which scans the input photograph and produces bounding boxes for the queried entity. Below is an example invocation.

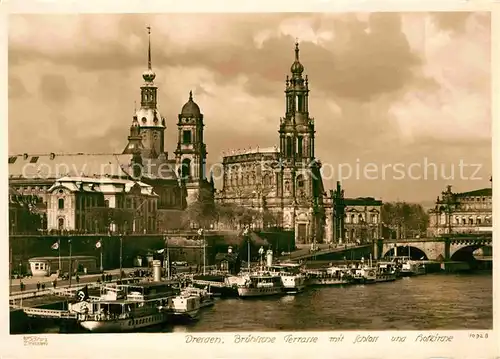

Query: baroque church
[215,43,384,245]
[215,43,326,243]
[8,28,213,233]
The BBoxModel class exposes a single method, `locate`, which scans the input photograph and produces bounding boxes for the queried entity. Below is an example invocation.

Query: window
[297,95,304,112]
[297,136,303,157]
[477,218,482,225]
[8,156,17,164]
[297,174,304,188]
[58,198,65,210]
[30,156,39,163]
[181,158,191,179]
[286,137,293,157]
[58,217,64,230]
[182,130,192,144]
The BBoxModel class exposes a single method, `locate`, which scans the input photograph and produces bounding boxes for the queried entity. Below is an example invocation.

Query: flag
[51,241,59,250]
[95,240,102,249]
[76,285,89,302]
[157,248,165,254]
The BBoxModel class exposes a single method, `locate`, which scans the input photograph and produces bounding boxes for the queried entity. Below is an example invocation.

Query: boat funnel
[152,260,162,282]
[266,249,273,267]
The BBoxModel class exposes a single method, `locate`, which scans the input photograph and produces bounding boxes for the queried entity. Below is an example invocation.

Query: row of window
[438,216,492,226]
[58,196,158,211]
[33,262,49,270]
[345,213,379,224]
[284,136,310,158]
[459,196,491,202]
[286,94,307,113]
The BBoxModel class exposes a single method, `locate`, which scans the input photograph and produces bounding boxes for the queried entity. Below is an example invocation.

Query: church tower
[123,26,166,158]
[278,41,322,243]
[175,91,208,205]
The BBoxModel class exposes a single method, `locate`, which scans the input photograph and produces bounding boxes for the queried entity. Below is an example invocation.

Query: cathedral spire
[147,25,152,70]
[142,26,156,83]
[290,39,304,77]
[295,38,300,61]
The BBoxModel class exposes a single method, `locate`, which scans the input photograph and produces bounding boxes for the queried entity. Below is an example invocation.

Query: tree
[381,202,429,239]
[87,207,135,233]
[182,187,217,229]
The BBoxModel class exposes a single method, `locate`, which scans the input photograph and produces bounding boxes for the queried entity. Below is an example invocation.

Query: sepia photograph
[7,11,493,338]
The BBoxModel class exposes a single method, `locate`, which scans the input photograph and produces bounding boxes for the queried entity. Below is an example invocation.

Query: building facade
[46,176,158,233]
[429,185,492,236]
[215,43,326,244]
[8,28,213,233]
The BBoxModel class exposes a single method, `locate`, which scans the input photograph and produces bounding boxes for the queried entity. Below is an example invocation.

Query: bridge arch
[383,245,429,260]
[450,244,492,262]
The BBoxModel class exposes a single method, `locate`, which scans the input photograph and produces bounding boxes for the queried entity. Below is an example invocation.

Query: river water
[32,272,492,333]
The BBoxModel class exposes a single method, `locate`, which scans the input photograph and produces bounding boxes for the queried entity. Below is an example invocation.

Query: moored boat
[305,266,351,286]
[237,273,284,298]
[266,263,306,293]
[181,285,215,308]
[70,281,181,332]
[400,260,426,276]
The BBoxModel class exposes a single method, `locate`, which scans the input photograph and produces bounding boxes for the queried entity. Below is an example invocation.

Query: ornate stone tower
[123,26,166,158]
[278,41,321,243]
[175,91,208,204]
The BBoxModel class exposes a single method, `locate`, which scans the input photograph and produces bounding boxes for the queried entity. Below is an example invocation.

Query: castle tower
[123,26,166,158]
[278,41,322,243]
[175,91,208,204]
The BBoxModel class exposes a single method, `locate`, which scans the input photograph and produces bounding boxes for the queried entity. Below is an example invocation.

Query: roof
[215,252,239,262]
[29,256,97,261]
[344,197,383,206]
[455,188,492,197]
[140,157,178,181]
[8,152,179,183]
[135,107,165,129]
[223,146,279,158]
[47,176,157,196]
[8,153,134,180]
[180,92,201,117]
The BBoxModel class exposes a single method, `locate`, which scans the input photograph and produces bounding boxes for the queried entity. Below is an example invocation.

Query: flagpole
[9,246,12,292]
[68,238,72,288]
[100,237,103,273]
[119,234,123,279]
[203,229,206,275]
[58,238,61,275]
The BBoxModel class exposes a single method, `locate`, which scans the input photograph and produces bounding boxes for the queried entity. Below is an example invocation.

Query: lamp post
[99,237,104,273]
[198,228,206,275]
[243,227,250,271]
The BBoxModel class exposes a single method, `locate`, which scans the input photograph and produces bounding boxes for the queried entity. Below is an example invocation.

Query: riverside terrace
[10,230,492,269]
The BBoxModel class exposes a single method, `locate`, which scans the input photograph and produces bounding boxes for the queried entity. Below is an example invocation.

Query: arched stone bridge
[379,234,493,261]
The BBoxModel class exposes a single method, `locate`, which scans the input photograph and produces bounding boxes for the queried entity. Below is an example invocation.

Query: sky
[8,12,492,203]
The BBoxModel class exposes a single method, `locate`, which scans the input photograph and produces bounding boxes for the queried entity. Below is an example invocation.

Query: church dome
[290,42,304,75]
[142,69,156,82]
[291,60,304,75]
[181,91,201,117]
